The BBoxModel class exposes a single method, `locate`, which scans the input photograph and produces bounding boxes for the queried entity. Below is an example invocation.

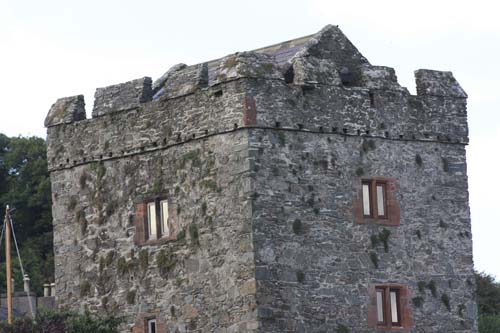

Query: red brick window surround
[132,313,166,333]
[353,177,400,226]
[368,284,412,331]
[134,197,178,246]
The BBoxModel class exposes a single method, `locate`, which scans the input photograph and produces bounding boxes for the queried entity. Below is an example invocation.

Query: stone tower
[45,25,477,332]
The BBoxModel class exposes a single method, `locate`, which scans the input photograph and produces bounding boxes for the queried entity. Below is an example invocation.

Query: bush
[478,314,500,333]
[0,309,121,333]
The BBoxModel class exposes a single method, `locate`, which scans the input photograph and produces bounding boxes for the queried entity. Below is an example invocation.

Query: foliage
[479,314,500,333]
[0,134,53,296]
[0,309,121,333]
[476,271,500,316]
[475,271,500,332]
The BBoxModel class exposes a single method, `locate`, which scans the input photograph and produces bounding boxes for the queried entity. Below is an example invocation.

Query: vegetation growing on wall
[0,309,121,333]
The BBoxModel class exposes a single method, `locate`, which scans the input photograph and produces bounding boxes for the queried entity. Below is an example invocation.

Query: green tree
[0,134,53,296]
[476,271,500,332]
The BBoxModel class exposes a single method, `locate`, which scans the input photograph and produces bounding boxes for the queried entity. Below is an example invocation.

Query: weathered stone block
[92,77,152,117]
[415,69,467,98]
[45,95,86,127]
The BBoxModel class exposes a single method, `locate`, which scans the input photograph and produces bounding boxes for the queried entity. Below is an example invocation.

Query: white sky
[1,0,499,279]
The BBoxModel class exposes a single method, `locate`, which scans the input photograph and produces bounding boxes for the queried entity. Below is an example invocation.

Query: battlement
[45,25,476,332]
[45,25,468,172]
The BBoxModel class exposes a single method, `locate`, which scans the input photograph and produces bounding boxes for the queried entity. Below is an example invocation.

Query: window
[362,180,387,219]
[354,177,400,226]
[146,199,170,241]
[368,284,411,330]
[134,198,174,245]
[147,319,156,333]
[375,287,400,327]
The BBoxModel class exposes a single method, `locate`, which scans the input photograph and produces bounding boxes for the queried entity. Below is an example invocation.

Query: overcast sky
[1,0,499,279]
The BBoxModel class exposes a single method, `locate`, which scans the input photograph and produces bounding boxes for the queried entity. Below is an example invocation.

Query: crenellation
[91,76,153,118]
[415,69,467,98]
[45,95,86,127]
[45,25,476,332]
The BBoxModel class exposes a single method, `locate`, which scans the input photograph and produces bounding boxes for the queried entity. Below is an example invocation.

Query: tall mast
[5,205,12,325]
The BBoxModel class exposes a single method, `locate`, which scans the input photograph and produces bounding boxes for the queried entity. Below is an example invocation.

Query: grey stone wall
[45,24,476,332]
[50,130,258,332]
[249,128,475,332]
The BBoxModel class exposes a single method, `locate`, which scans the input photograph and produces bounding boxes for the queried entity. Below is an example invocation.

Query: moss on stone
[412,296,424,308]
[126,290,136,304]
[276,131,286,146]
[152,180,162,193]
[296,270,305,283]
[96,162,106,180]
[201,202,207,216]
[188,224,199,245]
[223,56,237,69]
[99,256,106,273]
[105,200,117,217]
[156,249,176,277]
[105,250,115,266]
[361,139,376,153]
[441,293,451,311]
[427,280,437,297]
[417,281,427,293]
[337,324,350,333]
[67,197,77,211]
[415,154,423,167]
[442,157,450,172]
[179,149,201,169]
[176,229,186,241]
[79,172,88,189]
[378,229,391,252]
[369,252,378,268]
[139,249,149,271]
[355,167,364,177]
[80,280,91,297]
[292,219,302,235]
[76,209,87,234]
[116,257,128,275]
[100,297,108,311]
[200,179,220,192]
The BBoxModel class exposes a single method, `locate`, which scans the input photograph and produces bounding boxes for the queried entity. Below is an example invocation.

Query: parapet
[415,69,467,98]
[45,95,86,128]
[45,25,469,172]
[92,77,153,118]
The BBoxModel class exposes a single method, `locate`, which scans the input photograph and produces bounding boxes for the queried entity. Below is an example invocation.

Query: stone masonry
[45,25,477,332]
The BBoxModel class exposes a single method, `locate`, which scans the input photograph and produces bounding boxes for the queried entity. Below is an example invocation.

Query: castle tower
[45,25,476,332]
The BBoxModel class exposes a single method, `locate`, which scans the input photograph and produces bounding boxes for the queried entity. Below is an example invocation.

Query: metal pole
[5,206,12,325]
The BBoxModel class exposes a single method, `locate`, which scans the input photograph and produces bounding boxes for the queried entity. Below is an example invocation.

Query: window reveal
[146,199,170,241]
[362,180,387,218]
